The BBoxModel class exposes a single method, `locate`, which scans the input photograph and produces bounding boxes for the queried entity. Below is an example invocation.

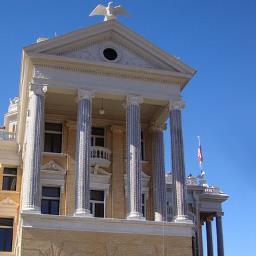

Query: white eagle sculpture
[89,2,128,21]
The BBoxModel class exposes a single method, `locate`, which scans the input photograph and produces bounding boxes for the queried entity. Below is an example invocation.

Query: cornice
[30,53,191,87]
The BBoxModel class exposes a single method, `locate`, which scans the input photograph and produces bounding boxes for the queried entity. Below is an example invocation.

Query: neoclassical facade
[0,20,228,256]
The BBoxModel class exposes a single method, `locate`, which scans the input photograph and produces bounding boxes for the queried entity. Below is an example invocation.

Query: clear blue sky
[0,1,255,255]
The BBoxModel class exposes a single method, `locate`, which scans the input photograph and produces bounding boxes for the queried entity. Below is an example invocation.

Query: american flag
[197,136,203,166]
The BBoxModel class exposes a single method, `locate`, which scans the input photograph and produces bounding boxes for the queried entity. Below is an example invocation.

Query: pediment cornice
[24,20,195,77]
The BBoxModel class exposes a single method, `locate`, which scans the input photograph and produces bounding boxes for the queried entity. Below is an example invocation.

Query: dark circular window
[103,48,118,61]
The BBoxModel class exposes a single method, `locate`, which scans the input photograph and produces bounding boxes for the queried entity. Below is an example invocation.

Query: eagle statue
[89,2,128,21]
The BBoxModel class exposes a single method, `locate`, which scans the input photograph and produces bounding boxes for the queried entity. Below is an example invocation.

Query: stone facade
[20,228,192,256]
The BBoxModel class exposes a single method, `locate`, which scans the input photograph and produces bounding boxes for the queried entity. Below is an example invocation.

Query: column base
[74,209,93,217]
[172,215,193,224]
[127,212,145,221]
[154,212,165,222]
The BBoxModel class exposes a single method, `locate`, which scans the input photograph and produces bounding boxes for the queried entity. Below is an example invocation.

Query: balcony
[0,130,16,141]
[90,146,111,168]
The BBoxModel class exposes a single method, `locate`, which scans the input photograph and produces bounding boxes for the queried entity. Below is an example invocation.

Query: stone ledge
[21,213,194,237]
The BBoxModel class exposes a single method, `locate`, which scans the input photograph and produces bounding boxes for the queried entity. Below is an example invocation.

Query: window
[0,218,13,252]
[103,48,118,61]
[141,131,145,161]
[44,123,62,153]
[142,193,146,218]
[91,127,105,147]
[2,168,17,191]
[90,190,105,218]
[41,187,60,215]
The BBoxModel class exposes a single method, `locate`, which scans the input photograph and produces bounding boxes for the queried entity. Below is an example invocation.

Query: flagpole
[197,135,203,172]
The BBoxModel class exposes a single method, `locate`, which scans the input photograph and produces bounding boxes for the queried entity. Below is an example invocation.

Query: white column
[206,217,214,256]
[151,124,167,221]
[126,95,144,220]
[216,213,224,256]
[22,83,47,212]
[169,100,189,222]
[74,89,94,217]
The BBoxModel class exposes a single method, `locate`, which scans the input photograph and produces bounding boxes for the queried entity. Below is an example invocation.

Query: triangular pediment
[25,20,195,76]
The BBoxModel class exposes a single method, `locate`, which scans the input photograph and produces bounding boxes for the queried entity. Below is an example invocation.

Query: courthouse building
[0,17,228,256]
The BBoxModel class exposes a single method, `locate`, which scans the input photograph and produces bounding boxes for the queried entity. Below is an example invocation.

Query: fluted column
[22,83,47,212]
[206,217,214,256]
[198,219,204,256]
[126,95,144,220]
[169,100,189,222]
[216,213,224,256]
[151,124,167,221]
[74,89,94,217]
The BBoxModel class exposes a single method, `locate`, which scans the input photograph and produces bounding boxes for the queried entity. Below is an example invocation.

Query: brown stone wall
[20,227,192,256]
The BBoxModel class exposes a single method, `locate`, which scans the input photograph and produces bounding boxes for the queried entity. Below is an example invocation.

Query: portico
[14,19,199,256]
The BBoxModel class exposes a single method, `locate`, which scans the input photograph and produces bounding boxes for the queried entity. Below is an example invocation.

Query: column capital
[111,125,124,134]
[126,94,143,106]
[77,89,95,101]
[29,83,47,96]
[149,122,167,132]
[169,100,185,111]
[216,211,224,217]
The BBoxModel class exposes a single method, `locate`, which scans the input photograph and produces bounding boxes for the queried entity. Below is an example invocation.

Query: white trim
[21,213,194,237]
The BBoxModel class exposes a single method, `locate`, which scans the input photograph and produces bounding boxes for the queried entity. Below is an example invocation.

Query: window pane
[45,123,62,132]
[3,168,17,175]
[142,205,145,217]
[44,133,62,153]
[2,176,16,191]
[90,203,93,214]
[90,190,104,201]
[42,187,60,197]
[0,218,13,227]
[95,137,104,147]
[41,199,49,214]
[50,200,60,215]
[95,203,104,218]
[92,127,105,136]
[0,218,13,252]
[142,194,145,204]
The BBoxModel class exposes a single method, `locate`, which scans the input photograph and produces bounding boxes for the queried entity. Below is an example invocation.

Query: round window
[103,48,118,61]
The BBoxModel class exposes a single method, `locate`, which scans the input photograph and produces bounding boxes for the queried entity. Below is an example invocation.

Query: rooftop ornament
[89,2,128,21]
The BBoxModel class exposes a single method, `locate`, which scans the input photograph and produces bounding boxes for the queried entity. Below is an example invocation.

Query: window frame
[2,167,17,191]
[0,218,13,252]
[41,186,61,215]
[91,127,106,147]
[89,190,105,218]
[43,122,63,153]
[142,193,147,218]
[141,131,146,161]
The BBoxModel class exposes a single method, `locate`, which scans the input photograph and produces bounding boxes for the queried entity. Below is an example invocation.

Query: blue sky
[0,0,255,255]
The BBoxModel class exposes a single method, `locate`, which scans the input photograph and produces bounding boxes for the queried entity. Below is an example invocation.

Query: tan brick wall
[20,228,192,256]
[0,164,21,254]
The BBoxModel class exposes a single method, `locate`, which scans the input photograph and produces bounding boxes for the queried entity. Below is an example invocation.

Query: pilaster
[111,125,125,219]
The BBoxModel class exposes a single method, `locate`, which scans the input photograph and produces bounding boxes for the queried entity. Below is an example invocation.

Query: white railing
[90,146,111,168]
[0,130,16,141]
[204,187,221,194]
